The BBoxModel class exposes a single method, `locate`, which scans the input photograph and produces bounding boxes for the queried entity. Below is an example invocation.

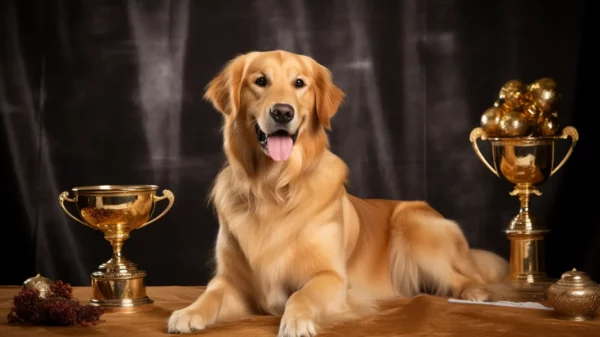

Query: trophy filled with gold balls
[469,78,579,301]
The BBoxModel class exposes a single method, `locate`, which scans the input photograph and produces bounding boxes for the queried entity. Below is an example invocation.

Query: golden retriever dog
[168,50,509,336]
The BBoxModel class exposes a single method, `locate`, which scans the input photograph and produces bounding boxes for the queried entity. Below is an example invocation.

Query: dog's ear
[204,54,248,117]
[313,62,345,130]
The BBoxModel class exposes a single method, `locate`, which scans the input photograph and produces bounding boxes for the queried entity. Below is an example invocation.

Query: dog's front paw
[278,310,317,337]
[167,308,207,334]
[460,287,490,302]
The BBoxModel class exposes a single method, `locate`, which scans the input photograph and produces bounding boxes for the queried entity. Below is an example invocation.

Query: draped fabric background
[1,0,597,286]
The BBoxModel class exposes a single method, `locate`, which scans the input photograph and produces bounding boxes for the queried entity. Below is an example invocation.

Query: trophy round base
[484,279,556,302]
[90,272,154,313]
[89,297,154,313]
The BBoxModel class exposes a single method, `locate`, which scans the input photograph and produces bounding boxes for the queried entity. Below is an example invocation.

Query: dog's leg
[277,220,350,337]
[278,270,346,337]
[167,276,250,333]
[389,202,508,302]
[452,248,509,301]
[167,225,253,334]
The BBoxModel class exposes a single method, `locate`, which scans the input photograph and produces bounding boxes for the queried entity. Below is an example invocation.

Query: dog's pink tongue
[267,135,293,161]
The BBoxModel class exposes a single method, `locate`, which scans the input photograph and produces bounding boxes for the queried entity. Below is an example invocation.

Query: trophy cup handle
[469,127,499,177]
[140,189,175,228]
[58,191,96,230]
[550,126,579,176]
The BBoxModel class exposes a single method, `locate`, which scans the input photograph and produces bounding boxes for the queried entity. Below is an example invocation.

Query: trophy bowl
[58,185,174,312]
[470,126,578,301]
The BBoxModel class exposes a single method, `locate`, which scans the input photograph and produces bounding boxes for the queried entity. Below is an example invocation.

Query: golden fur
[167,50,509,337]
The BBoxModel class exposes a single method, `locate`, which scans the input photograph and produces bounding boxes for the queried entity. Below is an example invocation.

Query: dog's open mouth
[255,123,299,162]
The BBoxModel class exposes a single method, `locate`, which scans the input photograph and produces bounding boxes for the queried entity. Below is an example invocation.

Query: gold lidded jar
[548,268,600,321]
[23,273,53,299]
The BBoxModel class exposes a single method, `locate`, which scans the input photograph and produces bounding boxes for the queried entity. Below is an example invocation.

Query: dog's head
[204,50,344,171]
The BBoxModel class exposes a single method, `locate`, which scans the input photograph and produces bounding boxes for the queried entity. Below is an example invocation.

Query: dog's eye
[294,79,305,88]
[255,76,268,87]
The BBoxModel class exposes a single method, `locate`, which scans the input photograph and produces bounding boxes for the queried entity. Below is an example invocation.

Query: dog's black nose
[270,103,295,124]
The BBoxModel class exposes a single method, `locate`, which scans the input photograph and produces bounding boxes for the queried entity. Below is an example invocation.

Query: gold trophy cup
[470,126,578,301]
[59,185,174,312]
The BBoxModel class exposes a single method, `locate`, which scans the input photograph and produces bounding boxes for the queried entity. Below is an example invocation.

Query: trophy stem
[99,231,135,270]
[517,193,531,220]
[489,183,554,302]
[90,229,153,313]
[109,235,126,261]
[508,183,543,232]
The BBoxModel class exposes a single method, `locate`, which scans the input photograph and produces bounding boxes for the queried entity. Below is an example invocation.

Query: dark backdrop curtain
[1,0,598,286]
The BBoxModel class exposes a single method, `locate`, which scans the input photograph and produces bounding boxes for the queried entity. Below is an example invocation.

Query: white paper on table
[447,298,554,311]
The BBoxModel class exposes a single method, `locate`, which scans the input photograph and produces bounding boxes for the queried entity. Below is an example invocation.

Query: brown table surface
[1,286,599,336]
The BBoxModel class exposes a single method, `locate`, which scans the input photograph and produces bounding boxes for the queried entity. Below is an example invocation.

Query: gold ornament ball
[499,110,530,137]
[527,77,560,113]
[480,107,504,137]
[499,80,527,109]
[23,273,53,298]
[523,101,543,123]
[537,113,560,136]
